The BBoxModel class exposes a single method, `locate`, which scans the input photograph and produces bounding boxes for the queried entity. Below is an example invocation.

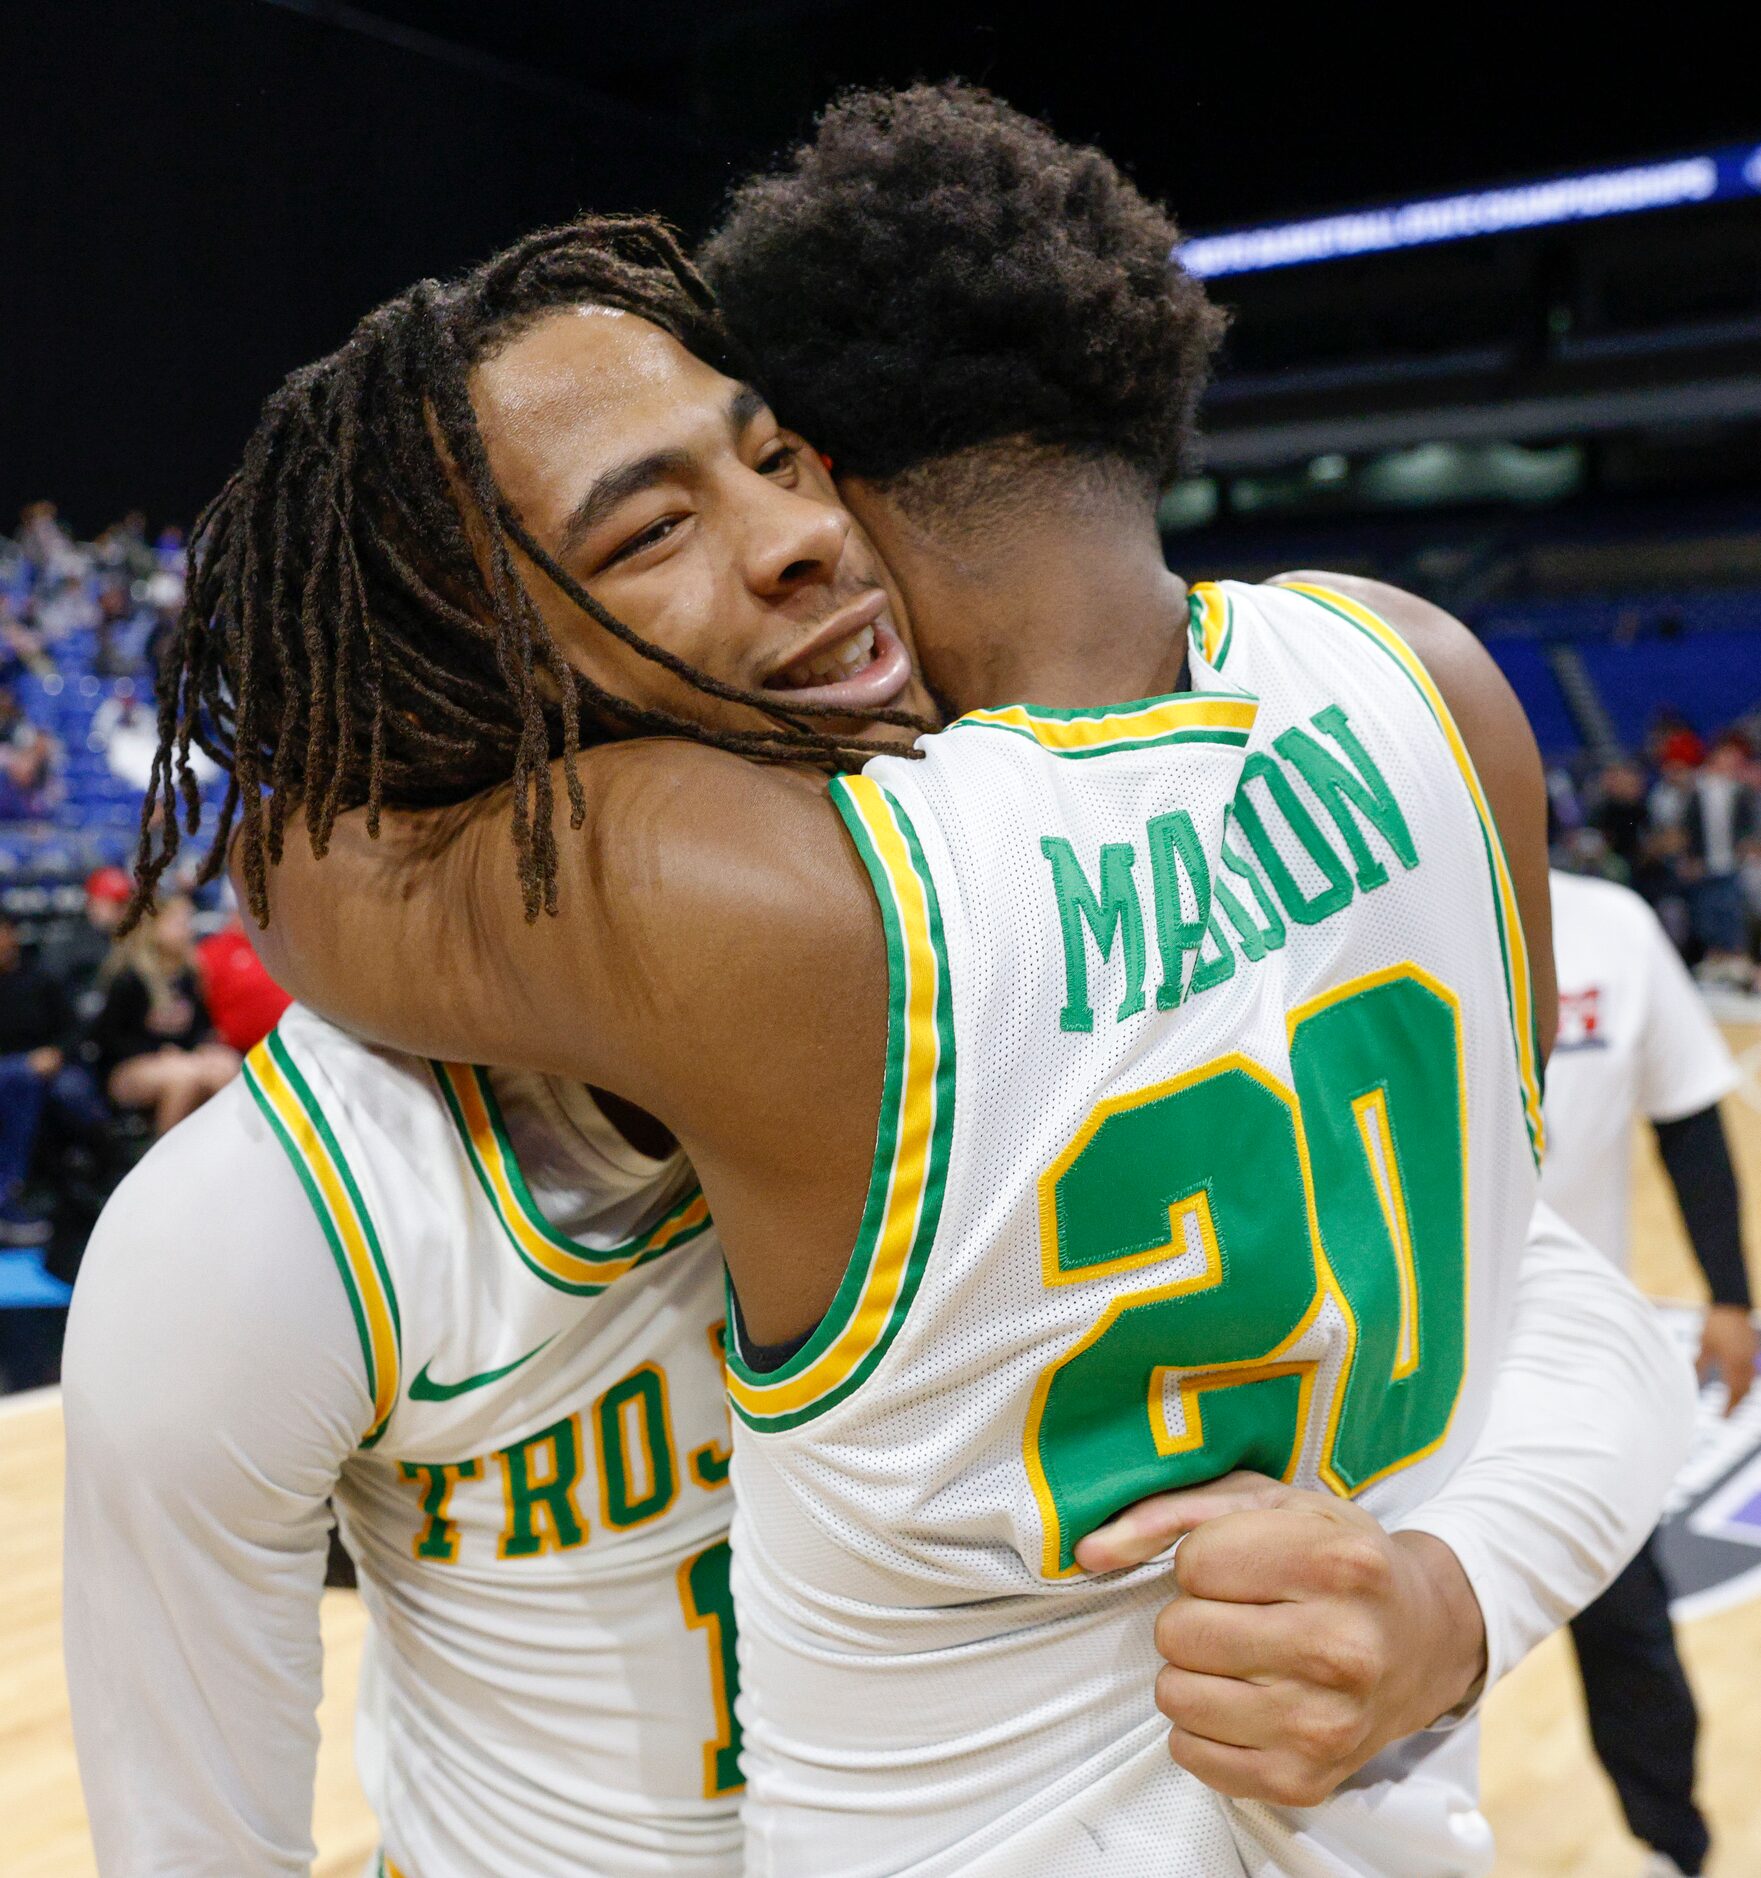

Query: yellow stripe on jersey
[433,1062,710,1297]
[726,776,954,1431]
[951,692,1257,759]
[1353,1089,1421,1381]
[1190,580,1235,668]
[244,1030,401,1446]
[1279,582,1546,1163]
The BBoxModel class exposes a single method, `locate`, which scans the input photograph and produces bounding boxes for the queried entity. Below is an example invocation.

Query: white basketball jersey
[726,581,1543,1877]
[246,1006,742,1877]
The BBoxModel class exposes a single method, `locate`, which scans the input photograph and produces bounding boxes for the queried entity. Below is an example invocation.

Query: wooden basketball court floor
[9,1030,1761,1877]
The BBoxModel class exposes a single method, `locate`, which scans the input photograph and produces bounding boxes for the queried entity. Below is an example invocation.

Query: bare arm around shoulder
[249,742,882,1132]
[1271,571,1557,1057]
[62,1086,365,1875]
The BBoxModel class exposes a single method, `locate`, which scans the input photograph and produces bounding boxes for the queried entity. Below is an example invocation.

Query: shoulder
[569,740,884,978]
[1549,868,1662,962]
[62,1080,369,1475]
[1261,567,1494,713]
[1551,867,1651,924]
[1554,867,1687,966]
[1266,570,1541,794]
[1270,570,1557,1051]
[578,738,861,861]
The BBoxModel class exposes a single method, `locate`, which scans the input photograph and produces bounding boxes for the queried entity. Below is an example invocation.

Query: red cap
[86,866,133,905]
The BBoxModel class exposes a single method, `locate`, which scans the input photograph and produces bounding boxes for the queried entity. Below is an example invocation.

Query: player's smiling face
[467,306,935,744]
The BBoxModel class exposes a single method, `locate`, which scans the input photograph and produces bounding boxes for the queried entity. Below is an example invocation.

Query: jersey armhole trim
[431,1061,711,1296]
[1191,580,1236,669]
[1281,581,1545,1163]
[948,691,1256,759]
[243,1028,402,1446]
[725,774,955,1432]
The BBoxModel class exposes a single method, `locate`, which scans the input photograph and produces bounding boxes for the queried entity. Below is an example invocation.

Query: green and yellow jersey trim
[245,1030,402,1447]
[1190,580,1235,669]
[726,775,955,1431]
[433,1062,711,1296]
[950,692,1257,760]
[1281,581,1546,1162]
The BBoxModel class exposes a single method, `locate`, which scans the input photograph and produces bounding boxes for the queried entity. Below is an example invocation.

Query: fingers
[1155,1593,1298,1680]
[1155,1665,1277,1748]
[1156,1591,1385,1694]
[1164,1724,1348,1808]
[1724,1353,1755,1413]
[1157,1664,1371,1774]
[1173,1503,1388,1607]
[1073,1472,1301,1574]
[1700,1310,1759,1416]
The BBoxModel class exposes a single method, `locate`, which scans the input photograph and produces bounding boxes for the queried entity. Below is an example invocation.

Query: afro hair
[701,82,1226,501]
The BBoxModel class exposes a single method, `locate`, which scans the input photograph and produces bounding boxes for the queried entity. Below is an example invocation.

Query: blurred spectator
[0,501,188,697]
[0,686,60,821]
[1647,707,1706,775]
[38,868,134,1020]
[91,895,239,1136]
[0,597,52,683]
[1678,734,1760,986]
[17,501,84,585]
[1648,756,1696,835]
[91,687,211,791]
[0,914,110,1245]
[1558,824,1620,882]
[92,581,135,679]
[1590,760,1650,877]
[143,608,175,688]
[92,511,156,585]
[195,913,292,1054]
[1545,766,1585,843]
[142,523,186,623]
[19,502,97,642]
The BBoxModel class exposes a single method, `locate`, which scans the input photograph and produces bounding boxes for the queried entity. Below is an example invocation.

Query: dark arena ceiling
[6,2,1759,525]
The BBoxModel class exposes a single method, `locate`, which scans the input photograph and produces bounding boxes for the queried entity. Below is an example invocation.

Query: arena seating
[1480,637,1580,758]
[1,615,223,922]
[1476,588,1761,761]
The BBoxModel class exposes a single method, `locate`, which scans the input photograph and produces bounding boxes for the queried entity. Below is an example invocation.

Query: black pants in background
[1567,1529,1709,1874]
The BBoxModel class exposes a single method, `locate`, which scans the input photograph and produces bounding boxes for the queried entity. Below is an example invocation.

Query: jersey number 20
[1027,966,1467,1577]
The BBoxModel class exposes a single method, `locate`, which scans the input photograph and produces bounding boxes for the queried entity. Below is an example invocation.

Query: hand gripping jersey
[247,1006,743,1876]
[726,581,1544,1877]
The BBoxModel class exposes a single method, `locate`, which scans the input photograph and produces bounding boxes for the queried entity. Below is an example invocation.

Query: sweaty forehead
[470,307,737,513]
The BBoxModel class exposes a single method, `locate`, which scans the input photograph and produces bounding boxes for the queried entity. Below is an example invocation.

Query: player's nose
[745,482,852,597]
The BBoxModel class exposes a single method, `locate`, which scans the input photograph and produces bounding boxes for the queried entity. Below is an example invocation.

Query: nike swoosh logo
[408,1337,555,1402]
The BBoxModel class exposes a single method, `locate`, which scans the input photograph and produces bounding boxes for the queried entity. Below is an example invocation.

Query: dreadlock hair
[700,83,1228,530]
[135,214,926,932]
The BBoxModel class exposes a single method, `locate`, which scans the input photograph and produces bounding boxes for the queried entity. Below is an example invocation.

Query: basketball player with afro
[69,85,1692,1877]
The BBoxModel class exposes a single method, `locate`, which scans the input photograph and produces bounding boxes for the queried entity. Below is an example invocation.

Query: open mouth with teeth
[775,621,879,688]
[763,589,914,714]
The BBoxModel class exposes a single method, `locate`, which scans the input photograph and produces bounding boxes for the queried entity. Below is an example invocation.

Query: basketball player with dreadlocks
[68,90,1692,1878]
[61,220,926,1878]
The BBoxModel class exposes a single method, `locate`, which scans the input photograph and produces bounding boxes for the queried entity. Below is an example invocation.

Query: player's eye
[604,516,681,567]
[758,440,800,479]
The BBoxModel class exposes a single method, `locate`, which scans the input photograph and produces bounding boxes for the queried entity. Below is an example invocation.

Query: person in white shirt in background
[1542,865,1759,1878]
[1679,735,1761,990]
